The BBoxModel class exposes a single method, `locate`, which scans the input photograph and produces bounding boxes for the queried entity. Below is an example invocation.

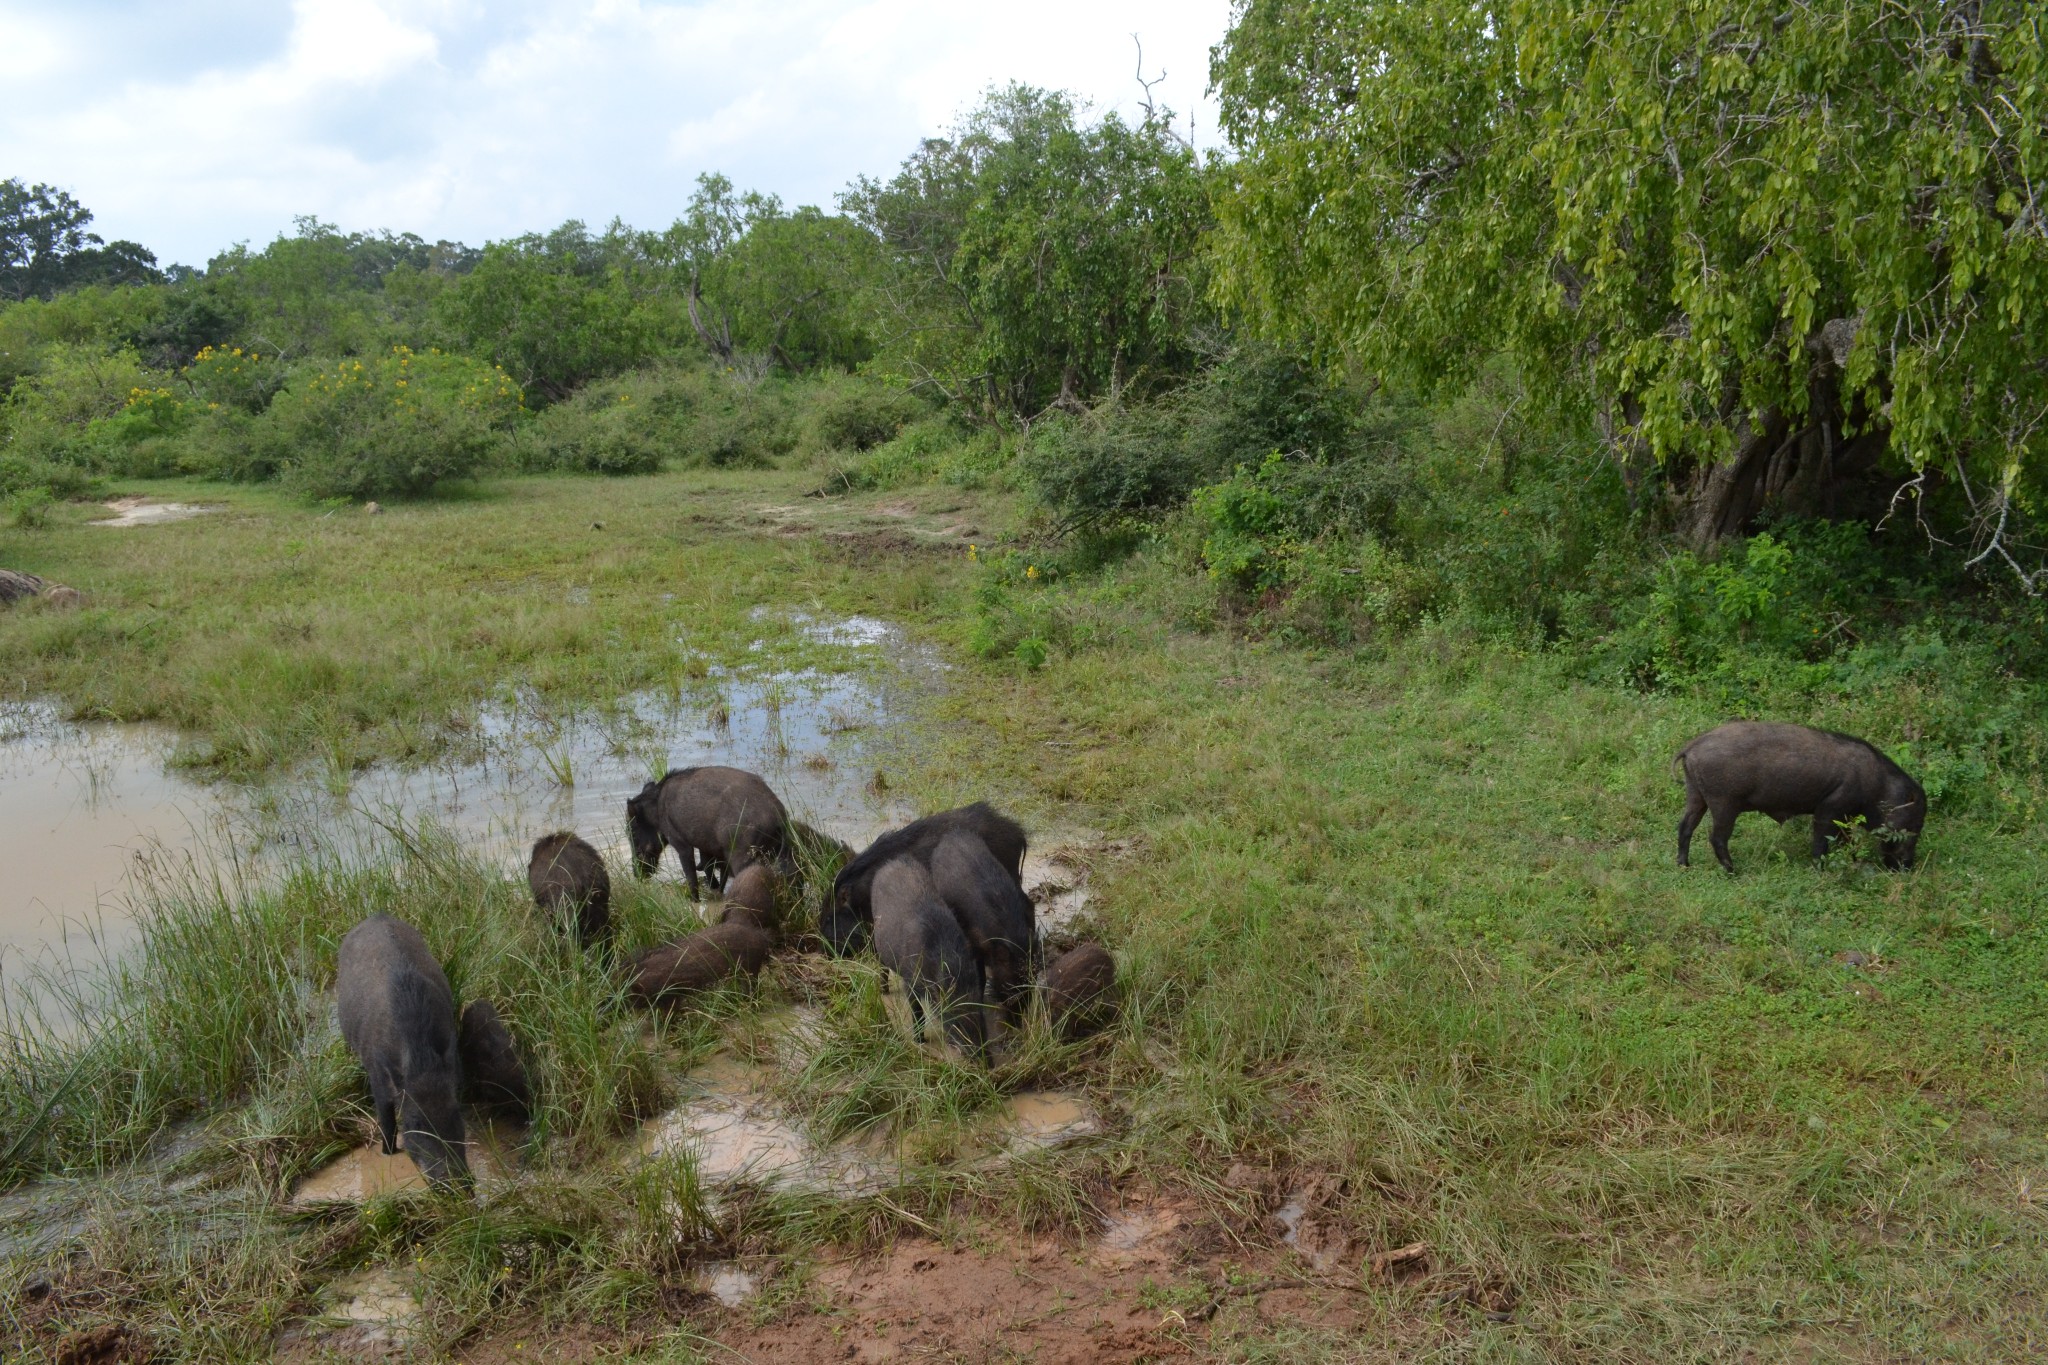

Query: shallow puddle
[0,612,936,986]
[635,1031,1099,1198]
[639,1046,895,1196]
[1001,1090,1103,1152]
[289,1123,517,1207]
[1097,1206,1180,1256]
[93,497,214,528]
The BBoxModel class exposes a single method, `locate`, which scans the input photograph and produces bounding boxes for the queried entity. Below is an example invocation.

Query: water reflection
[0,613,940,988]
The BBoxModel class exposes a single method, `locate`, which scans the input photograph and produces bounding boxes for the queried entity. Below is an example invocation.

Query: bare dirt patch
[454,1194,1375,1364]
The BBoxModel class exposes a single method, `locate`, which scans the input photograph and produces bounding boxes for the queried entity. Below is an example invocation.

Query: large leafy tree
[1,179,161,301]
[1213,1,2048,557]
[645,175,877,372]
[846,85,1211,418]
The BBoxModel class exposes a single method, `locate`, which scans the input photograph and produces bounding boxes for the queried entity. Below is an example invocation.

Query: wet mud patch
[290,1121,522,1207]
[632,1012,1103,1199]
[92,498,216,528]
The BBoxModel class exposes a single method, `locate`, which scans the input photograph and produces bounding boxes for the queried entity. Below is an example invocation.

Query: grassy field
[3,468,2047,1361]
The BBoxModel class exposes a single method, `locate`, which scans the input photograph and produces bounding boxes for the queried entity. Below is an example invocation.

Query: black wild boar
[626,921,773,1007]
[457,999,532,1122]
[1039,943,1117,1040]
[336,915,469,1187]
[1676,721,1927,873]
[527,832,612,949]
[871,857,986,1058]
[626,767,788,897]
[824,803,1027,956]
[929,829,1039,1040]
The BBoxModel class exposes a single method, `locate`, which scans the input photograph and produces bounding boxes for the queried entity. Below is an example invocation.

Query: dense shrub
[1023,344,1407,535]
[798,379,922,454]
[0,342,160,469]
[180,344,286,414]
[237,347,523,498]
[522,385,665,475]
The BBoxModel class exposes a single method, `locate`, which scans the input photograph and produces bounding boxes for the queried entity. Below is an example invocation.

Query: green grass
[4,467,2047,1359]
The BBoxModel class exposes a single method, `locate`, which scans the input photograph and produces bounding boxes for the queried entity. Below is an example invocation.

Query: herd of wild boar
[336,765,1116,1186]
[339,719,1928,1186]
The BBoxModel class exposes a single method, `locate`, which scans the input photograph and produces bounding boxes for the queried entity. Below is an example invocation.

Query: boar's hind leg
[1708,804,1740,874]
[1677,789,1708,867]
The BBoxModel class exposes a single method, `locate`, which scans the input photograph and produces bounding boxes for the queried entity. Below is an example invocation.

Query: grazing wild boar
[626,922,773,1007]
[626,767,788,898]
[1039,943,1117,1041]
[457,999,532,1122]
[1676,721,1927,873]
[527,832,612,949]
[825,803,1027,956]
[928,828,1039,1041]
[336,915,469,1187]
[871,857,987,1058]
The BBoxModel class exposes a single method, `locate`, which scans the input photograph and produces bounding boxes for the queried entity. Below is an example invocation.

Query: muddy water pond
[0,613,940,992]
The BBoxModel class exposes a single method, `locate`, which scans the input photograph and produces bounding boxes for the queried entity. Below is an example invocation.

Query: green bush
[798,379,922,453]
[239,346,523,498]
[179,344,286,414]
[522,385,664,475]
[1025,344,1413,535]
[0,342,160,468]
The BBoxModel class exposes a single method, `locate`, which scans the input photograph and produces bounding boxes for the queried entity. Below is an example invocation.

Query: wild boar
[1676,721,1926,872]
[625,921,773,1007]
[928,828,1039,1042]
[1039,942,1117,1041]
[871,857,986,1058]
[527,832,611,949]
[626,767,788,897]
[824,803,1027,956]
[336,915,469,1187]
[457,999,532,1122]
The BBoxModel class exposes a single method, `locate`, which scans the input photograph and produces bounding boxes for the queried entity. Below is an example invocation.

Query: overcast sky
[0,0,1236,268]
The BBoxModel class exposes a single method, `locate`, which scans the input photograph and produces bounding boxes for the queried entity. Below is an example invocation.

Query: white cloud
[0,0,1233,265]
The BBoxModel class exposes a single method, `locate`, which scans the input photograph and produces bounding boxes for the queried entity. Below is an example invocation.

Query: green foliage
[847,84,1212,415]
[436,223,661,402]
[0,341,159,469]
[648,176,878,372]
[798,377,922,454]
[0,285,168,395]
[522,383,665,475]
[1025,344,1412,536]
[966,545,1062,670]
[0,178,161,301]
[238,346,523,498]
[179,343,286,414]
[819,416,1007,494]
[1213,0,2048,546]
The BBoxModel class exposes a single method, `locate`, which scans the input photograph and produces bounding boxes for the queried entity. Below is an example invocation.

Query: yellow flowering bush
[181,345,285,414]
[240,347,525,498]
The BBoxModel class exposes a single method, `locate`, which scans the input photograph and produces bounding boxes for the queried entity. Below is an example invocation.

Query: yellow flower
[1026,565,1039,580]
[967,545,978,561]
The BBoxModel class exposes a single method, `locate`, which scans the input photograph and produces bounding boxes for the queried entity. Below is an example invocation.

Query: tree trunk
[1663,324,1890,547]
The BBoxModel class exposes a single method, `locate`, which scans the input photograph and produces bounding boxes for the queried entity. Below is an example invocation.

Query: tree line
[5,2,2045,584]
